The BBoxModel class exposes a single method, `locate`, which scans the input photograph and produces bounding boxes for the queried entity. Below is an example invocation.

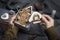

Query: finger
[43,14,53,21]
[42,16,48,24]
[10,15,16,24]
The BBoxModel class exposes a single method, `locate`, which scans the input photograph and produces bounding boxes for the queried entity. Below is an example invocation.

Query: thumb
[42,16,48,24]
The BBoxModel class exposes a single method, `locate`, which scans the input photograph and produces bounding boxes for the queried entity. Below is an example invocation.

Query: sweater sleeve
[2,24,18,40]
[46,26,60,40]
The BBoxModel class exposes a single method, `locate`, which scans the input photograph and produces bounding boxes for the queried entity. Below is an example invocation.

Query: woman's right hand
[9,15,16,25]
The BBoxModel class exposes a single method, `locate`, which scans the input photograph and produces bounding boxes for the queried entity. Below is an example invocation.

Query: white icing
[33,21,41,24]
[29,11,42,22]
[34,16,39,20]
[1,13,9,20]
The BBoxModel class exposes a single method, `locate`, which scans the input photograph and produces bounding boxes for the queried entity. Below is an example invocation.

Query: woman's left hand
[41,14,54,29]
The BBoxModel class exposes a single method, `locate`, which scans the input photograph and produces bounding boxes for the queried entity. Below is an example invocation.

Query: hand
[9,15,16,25]
[42,14,54,29]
